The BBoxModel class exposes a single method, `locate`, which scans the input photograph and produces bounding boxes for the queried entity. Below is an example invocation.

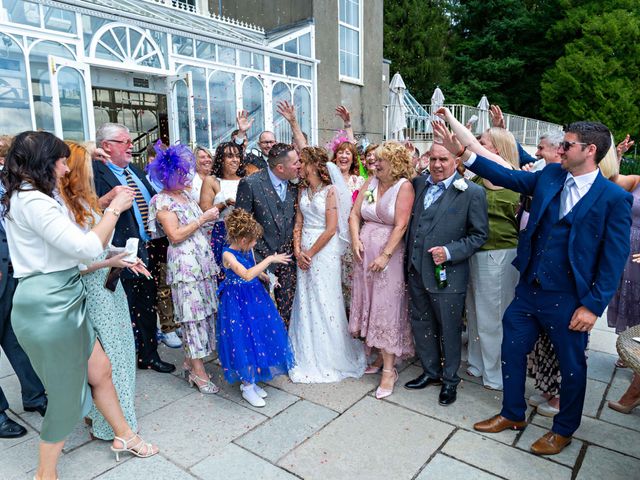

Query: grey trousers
[408,267,466,386]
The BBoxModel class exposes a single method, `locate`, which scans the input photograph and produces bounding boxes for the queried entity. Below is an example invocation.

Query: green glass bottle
[434,264,448,289]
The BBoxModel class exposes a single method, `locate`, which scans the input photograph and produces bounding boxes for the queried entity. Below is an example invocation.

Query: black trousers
[0,274,46,412]
[407,266,466,386]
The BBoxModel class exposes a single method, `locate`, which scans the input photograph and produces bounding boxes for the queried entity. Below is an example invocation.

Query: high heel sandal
[110,434,158,461]
[188,372,220,394]
[375,368,398,399]
[364,364,383,374]
[608,398,640,414]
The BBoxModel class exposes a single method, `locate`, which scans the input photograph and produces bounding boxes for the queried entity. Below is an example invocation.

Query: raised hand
[236,110,254,133]
[335,105,351,124]
[276,100,297,123]
[489,105,505,129]
[616,134,635,160]
[432,121,463,156]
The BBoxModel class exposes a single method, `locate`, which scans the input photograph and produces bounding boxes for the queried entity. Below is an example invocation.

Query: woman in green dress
[2,132,157,480]
[59,142,139,440]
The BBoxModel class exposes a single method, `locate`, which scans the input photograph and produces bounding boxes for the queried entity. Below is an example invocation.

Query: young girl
[216,208,294,407]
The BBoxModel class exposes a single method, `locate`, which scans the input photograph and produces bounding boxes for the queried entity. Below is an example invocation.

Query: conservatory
[0,0,317,154]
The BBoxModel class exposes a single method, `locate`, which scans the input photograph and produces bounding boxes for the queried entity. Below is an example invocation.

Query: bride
[289,146,366,383]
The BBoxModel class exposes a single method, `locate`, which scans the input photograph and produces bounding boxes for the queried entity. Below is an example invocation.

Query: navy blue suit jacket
[468,154,633,316]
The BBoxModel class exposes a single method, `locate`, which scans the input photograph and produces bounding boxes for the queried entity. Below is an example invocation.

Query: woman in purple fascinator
[146,142,222,394]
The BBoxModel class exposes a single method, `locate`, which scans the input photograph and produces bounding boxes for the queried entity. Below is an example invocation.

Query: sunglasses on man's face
[560,140,588,151]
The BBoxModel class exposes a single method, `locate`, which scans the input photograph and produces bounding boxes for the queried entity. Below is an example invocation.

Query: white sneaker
[253,384,268,398]
[537,401,560,417]
[241,384,266,407]
[162,331,182,349]
[528,393,548,407]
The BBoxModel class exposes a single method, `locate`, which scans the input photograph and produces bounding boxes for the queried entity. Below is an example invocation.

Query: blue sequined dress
[216,247,294,384]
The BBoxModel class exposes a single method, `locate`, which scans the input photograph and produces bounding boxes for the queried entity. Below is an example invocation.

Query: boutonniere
[453,178,468,192]
[364,187,375,204]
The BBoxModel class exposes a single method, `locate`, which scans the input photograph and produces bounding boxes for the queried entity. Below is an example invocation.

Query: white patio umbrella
[476,94,490,134]
[388,72,407,140]
[426,86,445,133]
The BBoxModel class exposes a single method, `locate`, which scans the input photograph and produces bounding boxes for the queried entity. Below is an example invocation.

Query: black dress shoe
[438,384,457,406]
[138,358,176,373]
[0,416,28,438]
[404,372,443,390]
[24,400,47,417]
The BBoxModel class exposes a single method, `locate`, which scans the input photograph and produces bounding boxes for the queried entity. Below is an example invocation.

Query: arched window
[209,71,236,145]
[242,77,264,145]
[0,34,31,134]
[272,82,292,143]
[90,23,165,70]
[294,86,312,142]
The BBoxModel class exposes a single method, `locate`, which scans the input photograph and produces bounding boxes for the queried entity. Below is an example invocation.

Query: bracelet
[382,250,392,259]
[455,146,467,158]
[104,207,120,217]
[344,122,352,128]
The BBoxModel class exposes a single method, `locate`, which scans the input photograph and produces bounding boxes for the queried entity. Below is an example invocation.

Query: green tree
[383,0,453,103]
[541,3,640,139]
[447,0,562,117]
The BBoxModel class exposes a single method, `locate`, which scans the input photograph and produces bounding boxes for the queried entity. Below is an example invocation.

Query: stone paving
[1,315,639,479]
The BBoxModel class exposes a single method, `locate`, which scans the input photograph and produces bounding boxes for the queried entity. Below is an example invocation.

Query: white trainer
[241,384,266,407]
[536,401,560,417]
[528,393,548,407]
[253,384,268,398]
[162,331,182,349]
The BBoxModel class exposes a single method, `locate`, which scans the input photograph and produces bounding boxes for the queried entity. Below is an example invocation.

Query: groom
[236,143,300,324]
[404,143,489,406]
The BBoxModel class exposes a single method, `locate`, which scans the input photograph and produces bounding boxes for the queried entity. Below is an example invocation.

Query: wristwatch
[105,207,120,217]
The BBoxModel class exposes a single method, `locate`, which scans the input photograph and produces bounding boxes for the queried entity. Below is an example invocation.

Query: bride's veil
[326,161,352,253]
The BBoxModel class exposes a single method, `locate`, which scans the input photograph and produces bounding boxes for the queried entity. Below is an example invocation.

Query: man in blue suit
[436,119,633,455]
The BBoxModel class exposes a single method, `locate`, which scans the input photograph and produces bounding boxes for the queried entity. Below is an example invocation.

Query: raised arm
[335,105,356,143]
[222,249,291,282]
[156,205,219,244]
[276,100,307,150]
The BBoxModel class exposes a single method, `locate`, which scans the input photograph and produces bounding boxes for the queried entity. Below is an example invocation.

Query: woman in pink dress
[349,141,415,399]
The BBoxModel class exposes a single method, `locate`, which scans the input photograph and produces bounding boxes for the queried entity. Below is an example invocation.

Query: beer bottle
[434,264,448,289]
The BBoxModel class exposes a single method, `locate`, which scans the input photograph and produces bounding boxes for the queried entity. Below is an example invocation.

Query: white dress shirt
[5,189,104,278]
[267,167,288,201]
[559,169,599,218]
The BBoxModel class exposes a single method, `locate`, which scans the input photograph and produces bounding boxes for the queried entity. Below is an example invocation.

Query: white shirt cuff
[464,152,477,167]
[443,246,451,261]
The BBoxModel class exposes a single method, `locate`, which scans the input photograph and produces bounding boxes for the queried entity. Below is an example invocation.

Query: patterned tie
[124,168,149,232]
[423,182,446,210]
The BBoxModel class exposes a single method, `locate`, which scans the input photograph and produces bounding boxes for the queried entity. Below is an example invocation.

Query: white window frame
[338,0,363,85]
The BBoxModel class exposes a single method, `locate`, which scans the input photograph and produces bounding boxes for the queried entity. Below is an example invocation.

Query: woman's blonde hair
[599,134,619,179]
[58,142,102,229]
[486,127,520,170]
[375,141,415,181]
[225,208,264,244]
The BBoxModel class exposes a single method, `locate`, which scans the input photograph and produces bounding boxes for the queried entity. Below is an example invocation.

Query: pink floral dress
[149,191,219,359]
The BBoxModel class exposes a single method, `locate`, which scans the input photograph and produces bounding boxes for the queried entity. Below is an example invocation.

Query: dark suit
[0,221,46,412]
[244,151,269,171]
[406,173,489,386]
[92,161,164,364]
[235,168,297,323]
[468,154,633,436]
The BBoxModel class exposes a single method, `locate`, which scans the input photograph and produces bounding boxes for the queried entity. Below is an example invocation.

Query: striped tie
[124,168,149,233]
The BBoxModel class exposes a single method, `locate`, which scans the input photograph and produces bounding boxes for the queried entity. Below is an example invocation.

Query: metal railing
[384,103,562,146]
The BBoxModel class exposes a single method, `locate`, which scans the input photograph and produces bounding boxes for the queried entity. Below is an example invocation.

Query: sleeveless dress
[349,177,415,359]
[607,183,640,333]
[216,247,294,384]
[148,192,219,359]
[288,186,366,383]
[210,178,241,272]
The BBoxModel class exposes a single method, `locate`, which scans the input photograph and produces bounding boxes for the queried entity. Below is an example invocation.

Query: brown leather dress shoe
[473,414,527,433]
[530,431,572,455]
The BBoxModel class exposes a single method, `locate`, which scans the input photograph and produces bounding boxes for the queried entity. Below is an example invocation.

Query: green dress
[84,250,138,440]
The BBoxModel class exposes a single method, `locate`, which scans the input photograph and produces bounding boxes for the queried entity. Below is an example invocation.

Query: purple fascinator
[146,140,195,191]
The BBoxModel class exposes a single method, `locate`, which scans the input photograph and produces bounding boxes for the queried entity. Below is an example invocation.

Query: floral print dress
[149,191,219,359]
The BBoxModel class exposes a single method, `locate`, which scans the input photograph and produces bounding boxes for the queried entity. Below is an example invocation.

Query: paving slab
[386,365,522,445]
[582,379,607,418]
[0,435,40,480]
[587,350,617,383]
[576,445,640,480]
[514,423,582,468]
[0,411,38,452]
[236,399,338,462]
[95,453,198,479]
[442,430,571,480]
[588,330,618,355]
[136,391,266,468]
[267,372,378,413]
[415,454,501,479]
[570,415,640,459]
[0,373,26,414]
[0,355,13,379]
[278,396,453,480]
[134,368,195,419]
[598,401,640,431]
[191,443,298,480]
[606,368,634,402]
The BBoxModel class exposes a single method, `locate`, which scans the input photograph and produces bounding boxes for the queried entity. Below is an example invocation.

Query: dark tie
[124,168,149,232]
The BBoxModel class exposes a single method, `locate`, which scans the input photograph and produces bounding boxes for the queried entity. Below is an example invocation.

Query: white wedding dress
[288,185,366,383]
